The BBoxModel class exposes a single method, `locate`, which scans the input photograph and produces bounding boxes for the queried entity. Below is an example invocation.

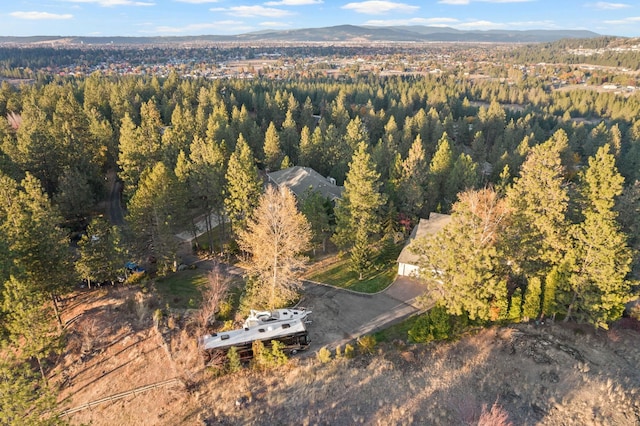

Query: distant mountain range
[0,25,602,46]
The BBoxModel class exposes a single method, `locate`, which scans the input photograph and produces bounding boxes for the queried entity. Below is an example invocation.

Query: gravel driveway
[299,276,428,353]
[190,257,429,353]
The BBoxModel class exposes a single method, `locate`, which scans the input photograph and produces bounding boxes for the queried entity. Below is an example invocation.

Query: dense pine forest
[1,40,639,422]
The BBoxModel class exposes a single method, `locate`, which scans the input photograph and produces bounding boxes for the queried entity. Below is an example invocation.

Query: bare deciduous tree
[197,263,230,332]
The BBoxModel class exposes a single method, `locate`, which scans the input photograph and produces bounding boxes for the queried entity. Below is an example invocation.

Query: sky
[1,1,639,38]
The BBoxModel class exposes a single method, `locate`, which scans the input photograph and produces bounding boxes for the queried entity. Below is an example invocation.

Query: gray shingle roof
[267,166,343,201]
[397,213,452,265]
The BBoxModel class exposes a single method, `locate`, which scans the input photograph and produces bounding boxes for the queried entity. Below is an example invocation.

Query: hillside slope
[57,288,640,425]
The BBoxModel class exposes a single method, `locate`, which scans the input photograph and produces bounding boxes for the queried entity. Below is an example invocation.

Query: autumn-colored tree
[238,186,311,309]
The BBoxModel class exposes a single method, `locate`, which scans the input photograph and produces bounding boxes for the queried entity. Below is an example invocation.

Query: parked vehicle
[200,318,310,365]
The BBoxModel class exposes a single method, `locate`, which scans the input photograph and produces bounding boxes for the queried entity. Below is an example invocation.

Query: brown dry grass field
[55,286,640,425]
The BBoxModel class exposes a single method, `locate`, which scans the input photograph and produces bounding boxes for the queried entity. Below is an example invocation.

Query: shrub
[217,299,234,320]
[408,305,452,343]
[344,343,355,358]
[335,345,342,358]
[357,335,377,355]
[153,309,164,329]
[126,271,147,286]
[316,347,332,364]
[630,303,640,321]
[227,346,242,373]
[167,315,176,330]
[508,288,522,321]
[252,340,288,370]
[522,277,542,320]
[477,401,513,426]
[270,340,288,367]
[220,320,235,331]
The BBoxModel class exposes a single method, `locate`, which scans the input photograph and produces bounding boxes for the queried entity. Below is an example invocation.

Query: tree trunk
[206,212,215,254]
[219,213,226,252]
[51,292,62,331]
[191,218,199,251]
[36,356,48,387]
[271,249,278,309]
[564,291,578,323]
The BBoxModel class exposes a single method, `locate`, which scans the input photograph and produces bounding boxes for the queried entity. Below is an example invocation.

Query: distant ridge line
[0,25,603,46]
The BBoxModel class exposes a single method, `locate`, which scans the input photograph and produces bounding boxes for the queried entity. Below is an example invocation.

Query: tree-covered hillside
[1,45,639,420]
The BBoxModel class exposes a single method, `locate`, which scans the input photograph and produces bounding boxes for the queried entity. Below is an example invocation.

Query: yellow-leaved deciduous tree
[238,185,312,310]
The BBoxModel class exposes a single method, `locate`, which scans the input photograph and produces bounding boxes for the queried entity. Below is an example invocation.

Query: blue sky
[2,1,639,37]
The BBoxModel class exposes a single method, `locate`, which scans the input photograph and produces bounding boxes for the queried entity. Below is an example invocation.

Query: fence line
[59,377,182,417]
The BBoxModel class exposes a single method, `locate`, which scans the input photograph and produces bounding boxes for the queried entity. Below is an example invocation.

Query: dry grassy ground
[55,287,640,425]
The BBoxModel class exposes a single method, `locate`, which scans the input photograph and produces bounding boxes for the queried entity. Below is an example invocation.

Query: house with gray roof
[266,166,344,202]
[397,213,452,277]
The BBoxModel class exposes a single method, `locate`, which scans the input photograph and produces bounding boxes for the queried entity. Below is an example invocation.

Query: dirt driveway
[192,258,428,353]
[299,276,428,353]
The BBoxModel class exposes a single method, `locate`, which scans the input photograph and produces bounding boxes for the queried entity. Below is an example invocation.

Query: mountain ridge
[0,25,602,45]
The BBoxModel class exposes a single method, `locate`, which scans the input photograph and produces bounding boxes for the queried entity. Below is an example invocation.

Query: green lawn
[305,256,398,293]
[155,268,209,309]
[373,314,422,342]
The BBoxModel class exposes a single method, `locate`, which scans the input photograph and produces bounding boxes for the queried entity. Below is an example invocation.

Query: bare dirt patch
[55,287,640,425]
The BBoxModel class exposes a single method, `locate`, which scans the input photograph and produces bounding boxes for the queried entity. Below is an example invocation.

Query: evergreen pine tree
[565,144,632,328]
[224,135,263,234]
[263,121,283,171]
[332,142,386,251]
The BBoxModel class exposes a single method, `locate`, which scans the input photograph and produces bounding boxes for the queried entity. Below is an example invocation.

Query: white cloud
[588,2,631,10]
[10,11,74,20]
[259,21,293,27]
[506,20,558,28]
[450,18,562,31]
[154,22,219,33]
[147,20,250,34]
[455,20,506,29]
[174,0,220,4]
[64,0,154,6]
[604,16,640,24]
[211,5,294,17]
[439,0,532,3]
[365,17,459,26]
[341,1,419,15]
[264,0,323,5]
